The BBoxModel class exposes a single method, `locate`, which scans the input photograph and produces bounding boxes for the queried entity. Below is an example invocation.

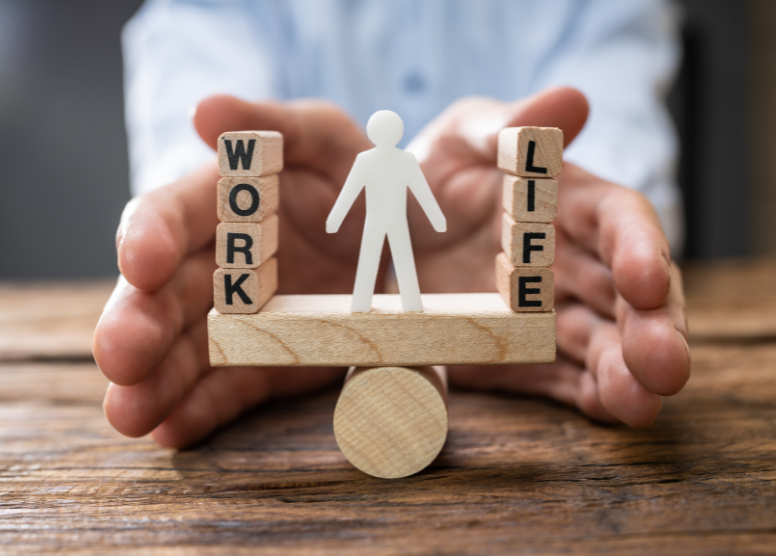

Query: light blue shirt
[123,0,683,250]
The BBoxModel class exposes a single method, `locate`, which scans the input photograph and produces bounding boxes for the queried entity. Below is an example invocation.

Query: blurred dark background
[0,0,772,279]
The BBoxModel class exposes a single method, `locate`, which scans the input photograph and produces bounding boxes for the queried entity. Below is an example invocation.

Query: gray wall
[0,1,761,279]
[0,0,142,279]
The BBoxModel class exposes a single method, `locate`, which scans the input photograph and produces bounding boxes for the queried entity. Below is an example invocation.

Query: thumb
[192,95,371,183]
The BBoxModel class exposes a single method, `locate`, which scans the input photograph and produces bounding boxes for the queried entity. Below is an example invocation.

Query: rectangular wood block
[218,175,279,223]
[207,293,556,367]
[495,253,554,312]
[217,131,283,177]
[215,214,279,269]
[213,258,278,314]
[502,213,555,267]
[503,175,557,223]
[498,127,563,178]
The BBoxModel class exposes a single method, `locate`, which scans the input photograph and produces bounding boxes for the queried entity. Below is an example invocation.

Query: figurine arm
[326,155,367,233]
[406,154,446,233]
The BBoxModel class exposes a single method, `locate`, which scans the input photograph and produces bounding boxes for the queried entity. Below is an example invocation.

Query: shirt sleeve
[122,0,279,195]
[532,0,684,253]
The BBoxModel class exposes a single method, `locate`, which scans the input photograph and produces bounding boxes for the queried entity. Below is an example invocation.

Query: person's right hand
[94,97,381,448]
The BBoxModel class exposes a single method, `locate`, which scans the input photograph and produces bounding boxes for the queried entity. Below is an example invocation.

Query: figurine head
[367,110,404,147]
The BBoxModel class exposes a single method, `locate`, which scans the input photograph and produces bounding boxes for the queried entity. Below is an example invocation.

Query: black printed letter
[518,276,542,307]
[525,141,548,174]
[229,183,260,216]
[527,180,536,212]
[224,274,253,305]
[227,233,254,265]
[522,232,546,264]
[224,139,256,170]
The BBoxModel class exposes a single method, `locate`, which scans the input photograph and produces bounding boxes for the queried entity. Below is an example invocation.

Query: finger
[103,318,211,438]
[152,366,345,448]
[586,320,663,427]
[117,163,220,292]
[194,95,371,183]
[93,248,216,387]
[618,262,691,396]
[558,164,672,310]
[556,301,605,365]
[449,355,616,423]
[554,229,616,318]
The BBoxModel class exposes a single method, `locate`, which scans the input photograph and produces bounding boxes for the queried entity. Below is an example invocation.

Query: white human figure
[326,110,446,313]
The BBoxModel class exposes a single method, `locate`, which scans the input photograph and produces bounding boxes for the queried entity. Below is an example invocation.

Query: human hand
[94,96,384,447]
[405,87,690,426]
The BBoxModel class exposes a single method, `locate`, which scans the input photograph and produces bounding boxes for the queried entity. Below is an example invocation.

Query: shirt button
[403,72,426,94]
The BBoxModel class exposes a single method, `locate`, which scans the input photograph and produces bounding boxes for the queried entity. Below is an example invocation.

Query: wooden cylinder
[333,366,448,479]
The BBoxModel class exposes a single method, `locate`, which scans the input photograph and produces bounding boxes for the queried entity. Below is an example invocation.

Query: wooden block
[503,175,557,223]
[501,213,555,267]
[498,127,563,177]
[213,258,277,314]
[495,253,554,312]
[215,215,279,269]
[334,365,448,479]
[217,131,283,177]
[207,293,556,366]
[217,175,279,223]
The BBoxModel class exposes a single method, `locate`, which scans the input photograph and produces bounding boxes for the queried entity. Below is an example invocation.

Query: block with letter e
[495,253,554,312]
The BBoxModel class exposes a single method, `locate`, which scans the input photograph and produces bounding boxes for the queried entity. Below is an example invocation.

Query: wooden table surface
[1,260,775,555]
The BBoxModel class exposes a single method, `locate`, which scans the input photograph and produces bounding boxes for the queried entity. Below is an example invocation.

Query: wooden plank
[218,175,279,223]
[2,341,776,553]
[503,175,557,223]
[497,126,563,177]
[215,216,279,268]
[501,213,555,267]
[334,366,447,479]
[495,253,554,312]
[217,131,283,177]
[0,279,114,361]
[207,293,557,367]
[213,258,277,314]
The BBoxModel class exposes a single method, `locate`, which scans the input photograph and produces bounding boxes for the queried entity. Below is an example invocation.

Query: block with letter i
[496,126,561,313]
[213,131,283,314]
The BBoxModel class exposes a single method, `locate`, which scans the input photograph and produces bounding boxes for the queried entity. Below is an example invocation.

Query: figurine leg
[351,226,385,313]
[387,225,423,312]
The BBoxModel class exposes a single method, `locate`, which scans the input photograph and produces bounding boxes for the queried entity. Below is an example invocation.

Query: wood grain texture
[501,213,556,267]
[217,131,283,177]
[215,215,279,269]
[684,258,776,340]
[0,279,114,361]
[334,366,448,479]
[497,127,563,178]
[2,338,776,554]
[218,175,279,223]
[503,175,557,223]
[213,258,277,314]
[495,253,554,312]
[208,293,557,367]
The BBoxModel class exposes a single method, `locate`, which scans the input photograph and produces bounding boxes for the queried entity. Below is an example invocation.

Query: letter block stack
[495,127,562,313]
[213,131,283,314]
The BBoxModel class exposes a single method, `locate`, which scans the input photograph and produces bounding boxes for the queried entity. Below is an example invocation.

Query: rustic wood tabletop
[1,259,775,555]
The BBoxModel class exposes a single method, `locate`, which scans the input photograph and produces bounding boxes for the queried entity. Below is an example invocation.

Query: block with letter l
[498,127,563,178]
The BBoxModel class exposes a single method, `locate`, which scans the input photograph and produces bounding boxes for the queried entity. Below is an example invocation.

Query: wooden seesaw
[207,120,561,479]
